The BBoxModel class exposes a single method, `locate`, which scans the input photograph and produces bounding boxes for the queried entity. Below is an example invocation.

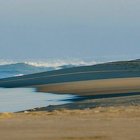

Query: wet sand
[33,94,140,111]
[0,106,140,140]
[37,77,140,95]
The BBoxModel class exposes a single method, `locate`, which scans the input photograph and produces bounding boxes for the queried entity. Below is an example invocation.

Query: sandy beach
[0,59,140,140]
[0,106,140,140]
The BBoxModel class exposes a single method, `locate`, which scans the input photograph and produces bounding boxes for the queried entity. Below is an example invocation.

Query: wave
[0,59,98,79]
[24,60,97,68]
[0,59,97,68]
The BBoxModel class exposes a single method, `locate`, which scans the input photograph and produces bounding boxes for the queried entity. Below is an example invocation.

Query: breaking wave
[0,59,97,67]
[25,60,97,68]
[0,59,98,79]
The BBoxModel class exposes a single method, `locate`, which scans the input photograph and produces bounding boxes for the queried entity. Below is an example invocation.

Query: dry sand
[0,106,140,140]
[37,77,140,95]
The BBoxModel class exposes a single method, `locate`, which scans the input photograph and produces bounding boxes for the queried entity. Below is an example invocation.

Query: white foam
[14,74,24,77]
[25,59,97,68]
[0,59,98,68]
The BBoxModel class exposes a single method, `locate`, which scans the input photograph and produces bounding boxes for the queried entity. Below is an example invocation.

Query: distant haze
[0,0,140,61]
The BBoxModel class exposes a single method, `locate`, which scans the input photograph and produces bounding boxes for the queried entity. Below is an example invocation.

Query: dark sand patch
[25,94,140,112]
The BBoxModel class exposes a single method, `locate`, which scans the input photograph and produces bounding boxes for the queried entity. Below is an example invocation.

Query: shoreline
[0,60,140,140]
[21,93,140,112]
[0,81,140,140]
[0,77,140,113]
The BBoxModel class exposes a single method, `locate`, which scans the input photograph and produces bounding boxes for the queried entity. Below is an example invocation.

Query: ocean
[0,60,95,112]
[0,60,96,79]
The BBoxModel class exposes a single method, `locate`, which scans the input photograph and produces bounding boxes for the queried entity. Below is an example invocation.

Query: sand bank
[37,77,140,95]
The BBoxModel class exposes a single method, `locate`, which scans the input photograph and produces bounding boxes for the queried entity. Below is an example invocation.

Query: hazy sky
[0,0,140,61]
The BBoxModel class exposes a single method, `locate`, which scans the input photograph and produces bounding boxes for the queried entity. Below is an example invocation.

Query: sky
[0,0,140,62]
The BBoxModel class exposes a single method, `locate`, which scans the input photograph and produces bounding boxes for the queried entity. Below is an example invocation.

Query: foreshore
[0,105,140,140]
[0,92,140,140]
[0,60,140,140]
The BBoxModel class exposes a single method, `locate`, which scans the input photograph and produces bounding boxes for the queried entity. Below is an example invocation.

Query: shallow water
[0,88,75,112]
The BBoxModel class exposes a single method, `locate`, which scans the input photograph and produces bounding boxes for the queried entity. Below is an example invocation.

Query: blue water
[0,61,92,79]
[0,88,75,112]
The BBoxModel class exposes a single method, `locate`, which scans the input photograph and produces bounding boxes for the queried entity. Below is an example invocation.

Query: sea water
[0,60,93,112]
[0,88,75,112]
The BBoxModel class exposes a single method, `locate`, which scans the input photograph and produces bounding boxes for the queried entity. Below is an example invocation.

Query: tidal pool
[0,88,75,112]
